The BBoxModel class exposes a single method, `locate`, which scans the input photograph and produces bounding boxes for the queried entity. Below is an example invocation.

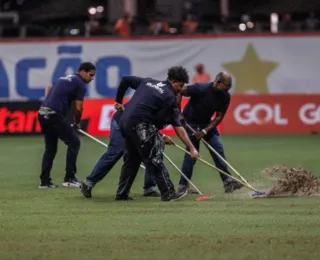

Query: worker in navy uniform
[113,66,199,201]
[79,94,182,199]
[80,107,162,199]
[38,62,96,188]
[178,72,244,193]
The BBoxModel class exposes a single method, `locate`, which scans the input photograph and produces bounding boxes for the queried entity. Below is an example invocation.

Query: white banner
[1,36,320,100]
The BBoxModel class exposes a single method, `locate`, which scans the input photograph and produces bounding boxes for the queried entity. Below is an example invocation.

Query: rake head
[195,195,213,201]
[251,191,267,198]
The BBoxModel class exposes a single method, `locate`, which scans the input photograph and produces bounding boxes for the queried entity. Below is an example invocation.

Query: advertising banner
[0,101,42,135]
[0,99,204,137]
[82,98,222,137]
[0,96,319,136]
[222,95,320,134]
[1,35,320,102]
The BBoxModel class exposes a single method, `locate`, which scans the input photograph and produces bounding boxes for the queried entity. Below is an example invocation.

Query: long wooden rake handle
[163,152,203,196]
[77,129,147,170]
[184,123,255,189]
[173,143,258,192]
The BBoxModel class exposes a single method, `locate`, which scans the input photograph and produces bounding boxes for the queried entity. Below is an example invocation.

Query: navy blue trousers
[116,122,175,201]
[85,117,156,190]
[38,113,80,182]
[179,124,232,187]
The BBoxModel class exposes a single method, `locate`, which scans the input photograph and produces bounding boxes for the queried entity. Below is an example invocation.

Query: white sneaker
[63,177,81,188]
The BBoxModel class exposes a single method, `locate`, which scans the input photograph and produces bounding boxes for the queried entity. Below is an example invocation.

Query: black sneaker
[63,177,81,188]
[170,190,188,201]
[177,185,189,193]
[232,181,244,191]
[143,190,161,197]
[224,180,244,193]
[39,180,58,188]
[223,181,233,193]
[161,190,188,202]
[80,181,92,198]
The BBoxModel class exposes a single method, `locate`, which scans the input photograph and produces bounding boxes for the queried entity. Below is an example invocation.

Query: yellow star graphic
[222,44,278,94]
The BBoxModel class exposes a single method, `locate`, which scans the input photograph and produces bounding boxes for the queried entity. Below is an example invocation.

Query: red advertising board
[0,99,221,137]
[82,98,220,137]
[0,101,42,135]
[2,95,319,136]
[222,95,320,134]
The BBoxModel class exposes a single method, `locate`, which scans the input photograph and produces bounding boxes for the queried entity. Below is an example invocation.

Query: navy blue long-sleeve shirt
[115,76,181,129]
[183,82,230,127]
[41,74,86,116]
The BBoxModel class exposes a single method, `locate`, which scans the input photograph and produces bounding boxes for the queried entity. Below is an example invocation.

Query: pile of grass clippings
[261,166,320,197]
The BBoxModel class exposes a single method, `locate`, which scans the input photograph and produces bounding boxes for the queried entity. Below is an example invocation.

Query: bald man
[178,72,243,193]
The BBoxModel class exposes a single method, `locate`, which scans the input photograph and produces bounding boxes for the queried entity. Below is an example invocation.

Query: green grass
[0,135,320,260]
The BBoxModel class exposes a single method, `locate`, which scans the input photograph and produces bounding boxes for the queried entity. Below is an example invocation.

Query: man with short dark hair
[114,66,199,201]
[38,62,96,188]
[178,72,244,193]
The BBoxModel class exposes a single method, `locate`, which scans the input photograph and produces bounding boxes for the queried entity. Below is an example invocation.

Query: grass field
[0,135,320,260]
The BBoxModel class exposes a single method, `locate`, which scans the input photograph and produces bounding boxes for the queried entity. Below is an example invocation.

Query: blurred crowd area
[1,0,320,38]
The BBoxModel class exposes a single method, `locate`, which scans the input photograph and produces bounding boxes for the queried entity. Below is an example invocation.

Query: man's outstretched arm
[115,76,144,104]
[173,126,199,159]
[180,82,212,97]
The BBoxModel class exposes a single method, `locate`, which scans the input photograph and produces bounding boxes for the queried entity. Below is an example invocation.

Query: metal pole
[220,0,229,17]
[124,0,137,17]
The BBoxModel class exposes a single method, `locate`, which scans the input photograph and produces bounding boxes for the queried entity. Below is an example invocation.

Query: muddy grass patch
[261,166,320,197]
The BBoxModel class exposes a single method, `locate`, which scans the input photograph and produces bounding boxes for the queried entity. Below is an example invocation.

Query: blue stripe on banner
[57,46,82,54]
